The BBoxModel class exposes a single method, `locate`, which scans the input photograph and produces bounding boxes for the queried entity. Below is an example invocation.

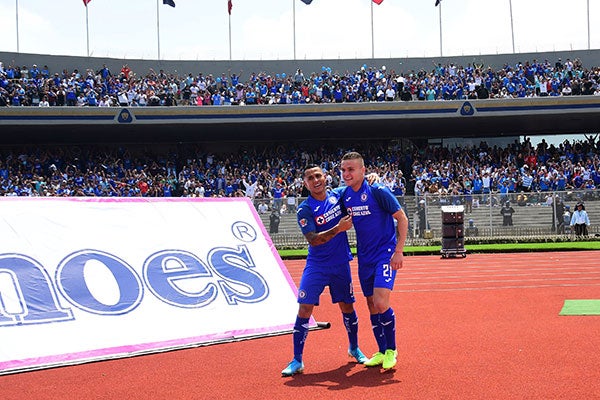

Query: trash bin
[440,205,466,258]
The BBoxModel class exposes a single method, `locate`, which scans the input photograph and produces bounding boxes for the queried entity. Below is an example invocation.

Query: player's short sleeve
[331,186,346,196]
[296,200,316,235]
[372,183,401,214]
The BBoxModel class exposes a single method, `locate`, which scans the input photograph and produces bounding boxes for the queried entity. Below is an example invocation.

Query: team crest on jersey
[328,196,337,205]
[315,215,326,225]
[361,192,368,202]
[299,218,308,227]
[298,290,307,299]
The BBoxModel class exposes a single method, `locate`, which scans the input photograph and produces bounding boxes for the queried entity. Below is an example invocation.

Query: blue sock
[343,311,359,350]
[370,313,386,354]
[380,307,396,351]
[292,316,310,363]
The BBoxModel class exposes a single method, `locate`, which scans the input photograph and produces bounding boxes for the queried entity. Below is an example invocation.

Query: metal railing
[254,189,600,248]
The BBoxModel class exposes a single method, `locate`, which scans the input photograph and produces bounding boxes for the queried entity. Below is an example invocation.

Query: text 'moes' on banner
[0,197,304,375]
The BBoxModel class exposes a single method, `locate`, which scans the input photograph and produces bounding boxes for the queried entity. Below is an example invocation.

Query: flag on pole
[82,0,92,6]
[300,0,313,4]
[228,0,233,14]
[373,0,384,4]
[163,0,175,7]
[435,0,442,6]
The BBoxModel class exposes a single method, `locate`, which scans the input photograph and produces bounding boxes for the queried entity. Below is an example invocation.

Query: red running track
[2,251,599,400]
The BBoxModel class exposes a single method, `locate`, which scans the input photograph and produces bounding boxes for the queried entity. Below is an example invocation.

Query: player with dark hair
[281,164,368,377]
[340,151,409,371]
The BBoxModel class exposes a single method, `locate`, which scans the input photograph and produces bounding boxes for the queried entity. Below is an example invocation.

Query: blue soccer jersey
[342,181,401,265]
[296,190,354,305]
[297,190,352,266]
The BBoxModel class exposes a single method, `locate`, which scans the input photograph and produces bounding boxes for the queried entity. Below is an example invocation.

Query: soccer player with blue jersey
[340,151,409,371]
[281,165,368,377]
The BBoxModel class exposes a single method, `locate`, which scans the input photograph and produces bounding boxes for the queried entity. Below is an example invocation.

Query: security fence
[412,189,599,239]
[255,190,600,248]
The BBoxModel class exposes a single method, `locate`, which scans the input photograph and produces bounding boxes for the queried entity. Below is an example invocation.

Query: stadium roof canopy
[1,96,599,146]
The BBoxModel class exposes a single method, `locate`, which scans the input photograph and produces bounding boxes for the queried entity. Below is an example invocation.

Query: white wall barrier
[0,197,303,375]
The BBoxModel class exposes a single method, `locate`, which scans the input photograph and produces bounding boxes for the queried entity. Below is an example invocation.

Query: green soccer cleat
[281,359,304,377]
[364,352,385,367]
[382,349,398,370]
[348,347,369,364]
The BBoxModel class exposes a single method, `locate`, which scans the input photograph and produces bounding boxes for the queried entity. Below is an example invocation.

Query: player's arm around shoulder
[391,208,409,270]
[305,215,352,246]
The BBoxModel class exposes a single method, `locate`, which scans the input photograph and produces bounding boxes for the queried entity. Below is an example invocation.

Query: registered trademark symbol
[231,221,257,242]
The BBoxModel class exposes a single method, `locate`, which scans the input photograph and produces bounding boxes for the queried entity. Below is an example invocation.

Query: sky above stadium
[0,0,597,61]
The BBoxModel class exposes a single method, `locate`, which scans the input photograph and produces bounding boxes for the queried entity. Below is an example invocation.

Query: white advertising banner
[0,197,302,375]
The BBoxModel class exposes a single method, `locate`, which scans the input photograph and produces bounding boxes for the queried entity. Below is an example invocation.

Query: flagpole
[438,1,443,57]
[587,0,591,50]
[228,10,232,60]
[15,0,20,53]
[370,0,374,59]
[509,0,515,53]
[86,3,90,57]
[293,0,297,60]
[156,0,161,60]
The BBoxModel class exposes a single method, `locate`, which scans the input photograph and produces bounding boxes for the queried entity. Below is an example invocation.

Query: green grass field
[278,241,600,259]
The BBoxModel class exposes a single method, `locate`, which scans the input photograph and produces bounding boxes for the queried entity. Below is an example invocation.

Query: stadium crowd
[1,56,600,107]
[1,136,599,215]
